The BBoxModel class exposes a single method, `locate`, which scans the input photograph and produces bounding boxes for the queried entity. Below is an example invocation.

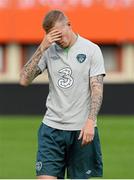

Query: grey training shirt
[38,35,105,130]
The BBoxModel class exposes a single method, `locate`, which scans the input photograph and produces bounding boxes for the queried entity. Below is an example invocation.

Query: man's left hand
[78,119,95,146]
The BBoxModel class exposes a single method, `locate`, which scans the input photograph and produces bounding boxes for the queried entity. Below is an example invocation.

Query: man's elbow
[19,75,30,87]
[19,69,30,86]
[19,79,29,86]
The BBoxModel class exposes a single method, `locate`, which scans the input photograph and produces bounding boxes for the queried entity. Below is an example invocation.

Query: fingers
[81,132,87,145]
[47,29,62,43]
[78,120,95,146]
[48,29,62,40]
[49,29,62,36]
[78,129,83,140]
[47,34,61,41]
[48,36,61,43]
[41,29,62,50]
[79,130,94,146]
[49,27,61,33]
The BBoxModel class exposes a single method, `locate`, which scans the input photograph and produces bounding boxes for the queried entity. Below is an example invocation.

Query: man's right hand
[20,29,62,86]
[41,29,62,52]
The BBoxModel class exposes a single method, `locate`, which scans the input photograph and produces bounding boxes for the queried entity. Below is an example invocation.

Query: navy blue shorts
[36,123,103,179]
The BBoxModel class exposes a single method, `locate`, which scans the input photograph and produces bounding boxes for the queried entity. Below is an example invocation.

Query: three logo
[58,67,74,89]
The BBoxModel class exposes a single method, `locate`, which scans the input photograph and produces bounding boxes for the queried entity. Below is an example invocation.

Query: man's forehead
[48,19,69,33]
[54,20,68,29]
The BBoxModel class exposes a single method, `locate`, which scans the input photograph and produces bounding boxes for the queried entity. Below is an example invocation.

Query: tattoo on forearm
[88,75,104,121]
[20,46,43,84]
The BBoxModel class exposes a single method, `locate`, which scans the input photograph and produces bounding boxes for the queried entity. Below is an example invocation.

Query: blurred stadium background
[0,0,134,179]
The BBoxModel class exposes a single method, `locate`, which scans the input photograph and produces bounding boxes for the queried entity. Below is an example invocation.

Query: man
[20,10,105,179]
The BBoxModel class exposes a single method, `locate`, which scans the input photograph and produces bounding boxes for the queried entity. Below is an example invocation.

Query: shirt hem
[42,119,97,131]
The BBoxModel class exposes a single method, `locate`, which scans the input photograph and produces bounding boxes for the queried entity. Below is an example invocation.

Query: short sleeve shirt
[38,35,105,130]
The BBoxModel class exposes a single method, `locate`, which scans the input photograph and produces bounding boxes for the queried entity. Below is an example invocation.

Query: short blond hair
[42,10,67,33]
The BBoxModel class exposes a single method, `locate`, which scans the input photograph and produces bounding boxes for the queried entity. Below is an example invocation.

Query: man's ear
[68,22,71,26]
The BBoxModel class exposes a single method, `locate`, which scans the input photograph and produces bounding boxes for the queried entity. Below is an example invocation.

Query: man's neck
[69,32,78,47]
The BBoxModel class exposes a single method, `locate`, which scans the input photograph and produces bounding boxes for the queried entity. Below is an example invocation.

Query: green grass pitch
[0,115,134,178]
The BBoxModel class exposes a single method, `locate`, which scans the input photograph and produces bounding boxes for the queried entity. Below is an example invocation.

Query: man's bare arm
[88,74,104,121]
[20,29,62,86]
[20,45,43,86]
[78,74,104,145]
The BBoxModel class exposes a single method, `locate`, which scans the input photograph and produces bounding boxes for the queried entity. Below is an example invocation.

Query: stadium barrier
[0,83,134,115]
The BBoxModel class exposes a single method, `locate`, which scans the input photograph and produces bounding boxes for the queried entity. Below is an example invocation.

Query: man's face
[52,20,72,48]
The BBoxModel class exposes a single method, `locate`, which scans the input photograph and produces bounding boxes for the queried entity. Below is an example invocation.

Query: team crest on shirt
[76,54,86,63]
[36,161,42,171]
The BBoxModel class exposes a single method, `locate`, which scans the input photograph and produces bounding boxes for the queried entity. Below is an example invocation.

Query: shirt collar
[54,34,80,52]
